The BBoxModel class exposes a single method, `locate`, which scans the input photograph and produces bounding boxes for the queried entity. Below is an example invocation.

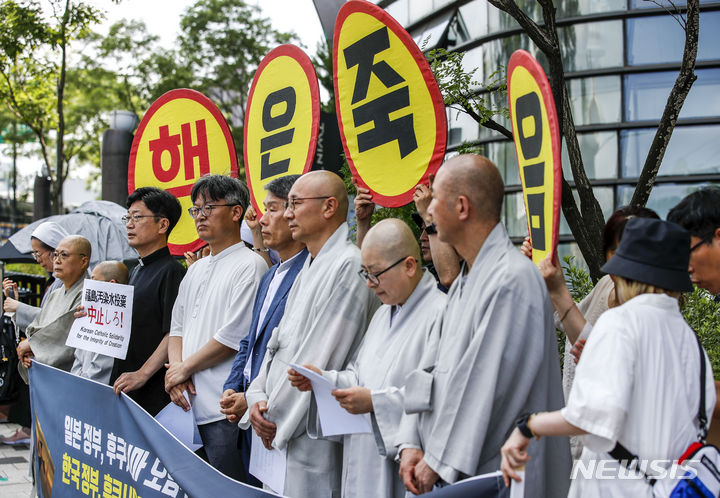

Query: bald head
[92,261,129,285]
[294,171,349,220]
[361,218,423,305]
[63,235,92,260]
[363,219,421,263]
[440,154,504,223]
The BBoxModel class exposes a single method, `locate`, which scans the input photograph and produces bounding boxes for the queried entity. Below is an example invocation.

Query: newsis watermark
[571,459,699,481]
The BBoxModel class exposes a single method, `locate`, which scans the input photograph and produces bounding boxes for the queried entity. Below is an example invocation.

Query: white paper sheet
[155,397,203,452]
[249,430,287,494]
[66,279,134,360]
[290,363,372,437]
[510,469,525,498]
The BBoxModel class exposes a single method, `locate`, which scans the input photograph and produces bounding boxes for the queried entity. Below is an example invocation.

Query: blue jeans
[197,419,245,481]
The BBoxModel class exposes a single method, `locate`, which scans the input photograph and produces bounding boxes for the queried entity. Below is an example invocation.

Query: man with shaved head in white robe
[242,171,379,498]
[396,154,571,497]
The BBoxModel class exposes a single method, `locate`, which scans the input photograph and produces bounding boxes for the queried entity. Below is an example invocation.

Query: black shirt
[110,246,185,416]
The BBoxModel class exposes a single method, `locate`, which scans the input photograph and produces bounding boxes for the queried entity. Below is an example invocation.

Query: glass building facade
[377,0,720,265]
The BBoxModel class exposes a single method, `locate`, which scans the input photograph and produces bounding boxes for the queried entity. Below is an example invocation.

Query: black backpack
[0,314,20,403]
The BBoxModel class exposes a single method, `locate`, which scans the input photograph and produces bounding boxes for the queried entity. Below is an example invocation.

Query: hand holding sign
[66,279,134,360]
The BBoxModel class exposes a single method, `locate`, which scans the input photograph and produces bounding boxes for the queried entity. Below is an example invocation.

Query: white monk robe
[397,224,571,497]
[308,271,446,498]
[242,223,379,498]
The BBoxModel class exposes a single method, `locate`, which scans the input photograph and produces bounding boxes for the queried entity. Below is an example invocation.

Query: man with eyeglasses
[107,187,185,417]
[288,218,446,498]
[241,170,378,498]
[668,186,720,441]
[395,155,570,496]
[165,174,267,481]
[219,174,307,486]
[17,235,91,382]
[668,187,720,297]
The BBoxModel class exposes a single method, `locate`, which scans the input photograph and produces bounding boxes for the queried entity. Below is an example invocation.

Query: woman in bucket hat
[500,218,716,497]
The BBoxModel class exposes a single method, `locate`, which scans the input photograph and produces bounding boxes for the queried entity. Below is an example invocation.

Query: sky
[92,0,325,55]
[4,1,327,206]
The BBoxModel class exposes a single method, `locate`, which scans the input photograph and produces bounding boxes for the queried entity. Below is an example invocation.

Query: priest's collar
[138,246,171,267]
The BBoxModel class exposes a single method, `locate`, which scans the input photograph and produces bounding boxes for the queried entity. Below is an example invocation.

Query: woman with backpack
[500,217,716,497]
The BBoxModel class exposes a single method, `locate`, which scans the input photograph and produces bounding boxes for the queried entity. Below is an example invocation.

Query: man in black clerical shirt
[111,187,185,416]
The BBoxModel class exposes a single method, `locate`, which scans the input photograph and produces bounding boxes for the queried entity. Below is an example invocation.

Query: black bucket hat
[601,217,693,292]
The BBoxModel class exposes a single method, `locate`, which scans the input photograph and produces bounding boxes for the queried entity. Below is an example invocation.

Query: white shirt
[169,242,267,424]
[563,293,716,498]
[243,250,307,382]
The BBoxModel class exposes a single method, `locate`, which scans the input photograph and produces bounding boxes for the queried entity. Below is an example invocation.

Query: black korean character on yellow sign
[244,45,320,216]
[334,1,447,208]
[508,50,563,265]
[344,27,417,158]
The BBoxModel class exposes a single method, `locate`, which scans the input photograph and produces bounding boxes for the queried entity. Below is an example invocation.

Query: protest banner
[29,362,277,498]
[128,89,238,255]
[65,279,134,360]
[334,0,447,207]
[244,44,320,215]
[507,50,562,265]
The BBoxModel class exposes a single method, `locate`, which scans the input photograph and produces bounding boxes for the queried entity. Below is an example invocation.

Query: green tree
[177,0,295,172]
[0,0,103,213]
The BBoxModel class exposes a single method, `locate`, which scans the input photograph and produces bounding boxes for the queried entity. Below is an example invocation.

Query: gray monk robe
[242,223,379,498]
[397,224,571,497]
[19,277,84,383]
[308,272,447,498]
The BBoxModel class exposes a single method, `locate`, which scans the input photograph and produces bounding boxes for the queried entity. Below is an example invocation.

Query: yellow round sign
[508,50,562,264]
[334,1,447,207]
[129,89,238,255]
[244,45,319,215]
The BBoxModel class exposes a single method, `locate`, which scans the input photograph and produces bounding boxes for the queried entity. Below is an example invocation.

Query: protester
[1,221,69,442]
[412,179,461,290]
[396,154,570,496]
[521,206,660,457]
[668,186,720,296]
[241,170,379,498]
[500,218,716,497]
[166,174,267,480]
[16,235,91,381]
[219,174,307,485]
[354,182,460,291]
[108,187,186,416]
[3,221,69,325]
[289,218,447,498]
[668,186,720,443]
[71,261,129,384]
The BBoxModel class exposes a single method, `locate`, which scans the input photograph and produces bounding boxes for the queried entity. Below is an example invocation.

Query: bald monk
[71,261,129,384]
[396,155,571,496]
[17,235,91,381]
[289,219,447,498]
[241,171,379,497]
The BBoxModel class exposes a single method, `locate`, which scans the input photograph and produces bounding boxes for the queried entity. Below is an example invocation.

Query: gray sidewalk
[0,422,33,498]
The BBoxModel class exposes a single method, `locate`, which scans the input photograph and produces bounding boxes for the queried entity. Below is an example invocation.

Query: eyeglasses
[122,213,159,225]
[358,256,412,286]
[690,229,718,253]
[187,203,239,219]
[283,196,330,212]
[32,250,49,261]
[52,251,86,261]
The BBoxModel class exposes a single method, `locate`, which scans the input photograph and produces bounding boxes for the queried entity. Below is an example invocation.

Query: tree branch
[458,102,513,140]
[631,0,699,207]
[487,0,555,54]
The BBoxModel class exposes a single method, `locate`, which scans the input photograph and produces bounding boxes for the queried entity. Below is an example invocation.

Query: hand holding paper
[289,363,371,437]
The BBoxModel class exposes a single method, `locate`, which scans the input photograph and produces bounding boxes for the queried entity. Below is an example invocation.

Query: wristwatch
[516,413,538,439]
[424,223,437,235]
